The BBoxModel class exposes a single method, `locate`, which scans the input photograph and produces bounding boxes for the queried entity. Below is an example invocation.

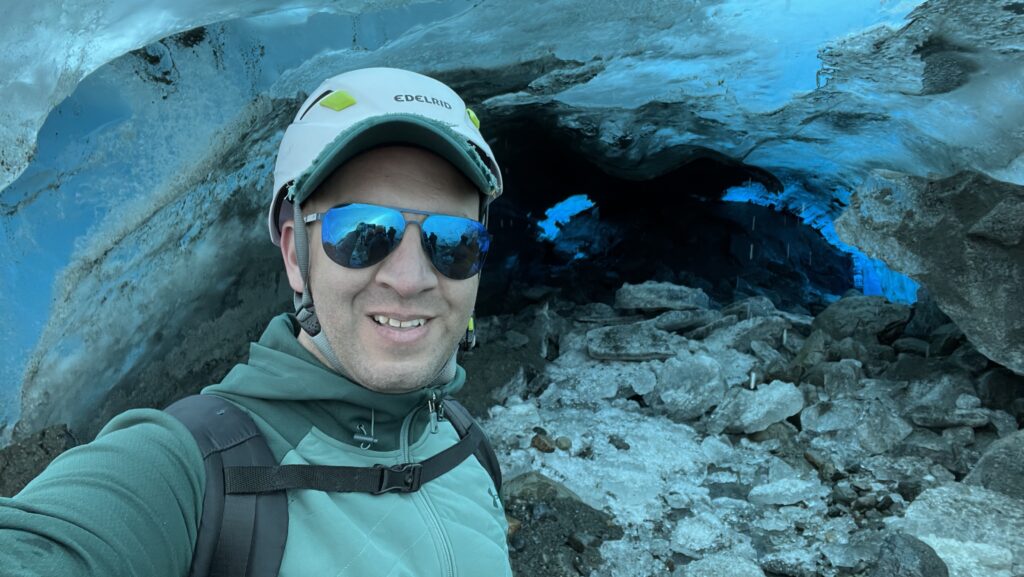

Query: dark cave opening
[476,116,854,317]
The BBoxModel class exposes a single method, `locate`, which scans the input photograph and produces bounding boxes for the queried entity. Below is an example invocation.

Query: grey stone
[967,196,1024,247]
[903,288,953,339]
[614,281,710,312]
[790,329,831,373]
[867,532,949,577]
[895,429,969,475]
[810,294,911,343]
[985,409,1018,438]
[836,171,1024,375]
[703,316,790,355]
[930,323,966,357]
[653,308,721,332]
[706,380,804,435]
[947,342,990,375]
[963,429,1024,500]
[893,337,931,356]
[822,359,863,399]
[687,314,739,340]
[909,406,990,428]
[586,322,675,361]
[654,351,727,421]
[721,296,777,320]
[976,368,1024,416]
[887,483,1024,577]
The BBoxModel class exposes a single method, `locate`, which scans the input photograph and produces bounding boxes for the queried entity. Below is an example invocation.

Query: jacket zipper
[400,398,457,577]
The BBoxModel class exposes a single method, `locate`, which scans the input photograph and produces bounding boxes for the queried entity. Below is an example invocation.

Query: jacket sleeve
[0,408,206,577]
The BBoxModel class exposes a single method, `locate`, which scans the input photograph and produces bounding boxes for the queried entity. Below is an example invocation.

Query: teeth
[373,315,425,328]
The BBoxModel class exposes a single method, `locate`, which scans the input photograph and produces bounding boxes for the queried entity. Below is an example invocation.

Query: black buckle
[373,463,423,494]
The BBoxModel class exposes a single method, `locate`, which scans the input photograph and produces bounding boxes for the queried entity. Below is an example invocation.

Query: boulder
[810,294,911,343]
[614,281,710,312]
[586,323,676,361]
[802,399,913,457]
[887,483,1024,577]
[867,532,949,577]
[721,296,777,320]
[963,429,1024,500]
[654,309,721,332]
[836,171,1024,375]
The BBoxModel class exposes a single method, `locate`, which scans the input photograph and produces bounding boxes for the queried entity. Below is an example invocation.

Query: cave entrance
[476,115,854,316]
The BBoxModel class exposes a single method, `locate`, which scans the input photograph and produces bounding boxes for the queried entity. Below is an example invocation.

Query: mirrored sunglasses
[303,203,491,280]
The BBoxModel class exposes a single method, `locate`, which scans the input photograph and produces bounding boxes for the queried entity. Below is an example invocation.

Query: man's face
[281,145,482,393]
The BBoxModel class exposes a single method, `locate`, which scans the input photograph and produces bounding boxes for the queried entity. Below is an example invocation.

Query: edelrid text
[394,94,453,109]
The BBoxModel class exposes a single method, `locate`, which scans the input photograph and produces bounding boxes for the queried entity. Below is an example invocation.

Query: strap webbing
[224,422,485,495]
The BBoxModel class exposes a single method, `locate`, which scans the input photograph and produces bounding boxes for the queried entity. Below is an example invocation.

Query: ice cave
[1,1,1023,576]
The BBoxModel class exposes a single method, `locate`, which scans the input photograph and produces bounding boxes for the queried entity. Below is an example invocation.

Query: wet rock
[963,429,1024,500]
[614,281,710,312]
[722,296,777,320]
[946,342,990,374]
[894,429,970,476]
[707,381,804,435]
[909,406,990,428]
[654,308,721,333]
[653,351,726,421]
[867,532,949,577]
[607,435,630,451]
[810,295,911,344]
[678,552,766,577]
[586,322,676,361]
[503,472,624,577]
[903,290,949,337]
[985,409,1018,438]
[976,367,1024,415]
[555,436,573,451]
[0,425,77,497]
[887,483,1024,577]
[930,323,966,357]
[544,361,657,404]
[836,171,1024,375]
[892,337,931,356]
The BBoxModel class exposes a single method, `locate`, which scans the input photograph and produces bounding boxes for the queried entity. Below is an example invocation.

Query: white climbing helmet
[268,67,504,245]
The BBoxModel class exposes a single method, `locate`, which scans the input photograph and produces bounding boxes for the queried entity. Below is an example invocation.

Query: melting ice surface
[724,182,920,304]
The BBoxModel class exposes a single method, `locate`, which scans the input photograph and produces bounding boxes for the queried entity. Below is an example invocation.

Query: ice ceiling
[1,0,1023,441]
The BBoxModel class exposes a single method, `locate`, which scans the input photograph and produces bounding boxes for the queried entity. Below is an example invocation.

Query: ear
[279,220,307,294]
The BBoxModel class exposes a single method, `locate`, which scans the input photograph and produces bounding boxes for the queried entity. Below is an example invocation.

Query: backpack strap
[222,399,501,496]
[165,395,288,577]
[441,399,502,492]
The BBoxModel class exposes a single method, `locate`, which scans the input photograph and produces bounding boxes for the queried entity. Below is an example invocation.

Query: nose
[374,221,439,297]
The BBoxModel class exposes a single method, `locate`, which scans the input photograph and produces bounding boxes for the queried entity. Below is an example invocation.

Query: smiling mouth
[372,315,427,329]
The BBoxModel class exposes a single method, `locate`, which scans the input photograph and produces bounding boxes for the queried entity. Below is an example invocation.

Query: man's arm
[0,408,206,577]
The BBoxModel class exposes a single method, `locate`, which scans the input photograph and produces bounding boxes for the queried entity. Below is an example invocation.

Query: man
[0,67,512,576]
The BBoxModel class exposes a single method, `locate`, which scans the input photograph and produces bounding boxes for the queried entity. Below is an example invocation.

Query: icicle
[752,215,757,231]
[786,243,790,259]
[749,372,756,389]
[749,243,754,260]
[783,328,788,348]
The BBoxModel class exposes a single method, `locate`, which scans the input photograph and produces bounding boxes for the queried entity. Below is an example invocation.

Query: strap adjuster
[373,463,423,494]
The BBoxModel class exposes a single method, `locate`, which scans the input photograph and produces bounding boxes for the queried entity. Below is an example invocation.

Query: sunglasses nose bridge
[372,218,440,294]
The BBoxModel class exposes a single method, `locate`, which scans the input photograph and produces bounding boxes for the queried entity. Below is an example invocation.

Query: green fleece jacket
[0,314,512,576]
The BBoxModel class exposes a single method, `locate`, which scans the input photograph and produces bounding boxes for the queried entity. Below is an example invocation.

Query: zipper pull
[428,392,439,434]
[488,487,501,509]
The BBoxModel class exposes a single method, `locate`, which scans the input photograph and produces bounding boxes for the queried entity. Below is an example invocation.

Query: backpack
[165,394,502,577]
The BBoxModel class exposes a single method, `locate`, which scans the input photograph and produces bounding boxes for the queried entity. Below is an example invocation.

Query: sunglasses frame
[302,202,490,279]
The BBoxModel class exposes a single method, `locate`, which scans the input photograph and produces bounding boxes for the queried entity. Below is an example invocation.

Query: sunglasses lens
[421,215,491,280]
[321,204,404,268]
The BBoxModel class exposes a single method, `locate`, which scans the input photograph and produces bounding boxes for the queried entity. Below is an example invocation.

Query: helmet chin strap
[291,198,458,389]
